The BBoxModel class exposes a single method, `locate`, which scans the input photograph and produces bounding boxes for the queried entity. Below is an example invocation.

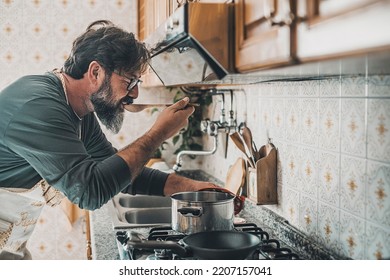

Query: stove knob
[116,231,129,245]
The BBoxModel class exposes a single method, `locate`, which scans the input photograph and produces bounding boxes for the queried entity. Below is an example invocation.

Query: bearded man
[0,20,216,259]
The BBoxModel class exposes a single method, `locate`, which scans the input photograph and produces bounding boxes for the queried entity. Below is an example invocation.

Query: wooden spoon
[225,158,246,195]
[241,127,257,161]
[124,103,199,113]
[230,132,255,168]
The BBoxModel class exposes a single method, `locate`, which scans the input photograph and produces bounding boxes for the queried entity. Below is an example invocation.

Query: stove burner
[116,223,301,260]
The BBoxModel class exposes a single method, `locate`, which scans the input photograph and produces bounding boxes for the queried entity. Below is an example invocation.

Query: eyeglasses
[114,71,142,92]
[124,77,142,92]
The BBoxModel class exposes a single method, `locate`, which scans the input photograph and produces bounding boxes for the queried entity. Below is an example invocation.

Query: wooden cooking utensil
[241,127,257,161]
[124,103,199,112]
[225,158,246,195]
[230,132,255,168]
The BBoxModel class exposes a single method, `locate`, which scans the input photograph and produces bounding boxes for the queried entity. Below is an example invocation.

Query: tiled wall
[198,73,390,260]
[0,0,138,259]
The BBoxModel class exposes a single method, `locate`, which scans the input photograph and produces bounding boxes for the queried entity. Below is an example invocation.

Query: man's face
[90,74,125,134]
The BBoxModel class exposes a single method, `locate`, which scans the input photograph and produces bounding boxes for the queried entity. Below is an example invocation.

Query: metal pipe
[173,134,218,172]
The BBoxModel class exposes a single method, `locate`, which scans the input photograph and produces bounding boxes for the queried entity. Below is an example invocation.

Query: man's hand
[163,173,221,196]
[149,97,195,142]
[117,97,195,182]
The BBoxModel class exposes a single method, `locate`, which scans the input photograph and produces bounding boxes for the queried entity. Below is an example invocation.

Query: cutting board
[225,157,246,195]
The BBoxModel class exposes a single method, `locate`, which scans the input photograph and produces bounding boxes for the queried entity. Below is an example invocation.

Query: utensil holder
[246,143,277,205]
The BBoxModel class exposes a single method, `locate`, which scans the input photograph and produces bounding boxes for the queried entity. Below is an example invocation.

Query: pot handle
[198,187,245,215]
[178,207,203,217]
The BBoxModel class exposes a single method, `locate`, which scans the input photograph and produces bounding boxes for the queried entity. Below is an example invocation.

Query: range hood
[145,2,235,87]
[145,2,390,87]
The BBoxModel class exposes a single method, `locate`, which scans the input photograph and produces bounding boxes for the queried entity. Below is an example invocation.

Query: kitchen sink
[107,193,172,230]
[118,195,171,208]
[124,208,171,224]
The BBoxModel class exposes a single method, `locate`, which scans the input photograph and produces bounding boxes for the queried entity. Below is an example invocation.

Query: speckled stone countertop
[90,169,344,260]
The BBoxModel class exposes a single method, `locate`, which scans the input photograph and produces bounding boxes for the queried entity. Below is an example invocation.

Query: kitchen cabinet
[235,0,390,73]
[235,0,297,72]
[139,0,178,86]
[138,0,179,41]
[297,0,390,61]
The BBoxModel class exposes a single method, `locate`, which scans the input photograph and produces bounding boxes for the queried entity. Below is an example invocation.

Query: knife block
[246,143,277,205]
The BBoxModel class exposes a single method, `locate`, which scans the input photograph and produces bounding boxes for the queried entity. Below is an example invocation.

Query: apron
[0,180,64,260]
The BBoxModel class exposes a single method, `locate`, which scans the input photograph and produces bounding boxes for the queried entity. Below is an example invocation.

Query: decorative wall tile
[300,146,318,198]
[272,81,285,96]
[368,75,390,97]
[341,75,366,97]
[285,98,301,143]
[275,140,286,185]
[300,98,319,147]
[339,211,365,259]
[317,202,340,253]
[340,156,366,217]
[259,98,272,142]
[301,80,319,97]
[341,99,366,157]
[319,77,341,97]
[319,99,340,151]
[284,187,300,228]
[285,144,301,190]
[299,194,318,239]
[367,99,390,161]
[318,151,340,207]
[365,221,390,259]
[271,98,285,140]
[284,81,301,96]
[366,161,390,227]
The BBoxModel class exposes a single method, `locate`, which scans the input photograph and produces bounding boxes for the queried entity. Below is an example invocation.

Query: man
[0,20,216,259]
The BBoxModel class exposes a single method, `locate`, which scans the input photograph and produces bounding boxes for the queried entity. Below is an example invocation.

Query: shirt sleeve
[82,114,170,197]
[4,98,131,210]
[122,167,169,196]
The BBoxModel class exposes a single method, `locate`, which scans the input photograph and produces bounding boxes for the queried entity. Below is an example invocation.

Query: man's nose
[129,85,139,100]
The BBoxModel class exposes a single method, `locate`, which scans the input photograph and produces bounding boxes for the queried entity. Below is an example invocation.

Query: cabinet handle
[265,0,294,26]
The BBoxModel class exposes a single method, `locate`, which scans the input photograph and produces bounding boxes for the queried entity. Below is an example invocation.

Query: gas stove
[115,223,301,260]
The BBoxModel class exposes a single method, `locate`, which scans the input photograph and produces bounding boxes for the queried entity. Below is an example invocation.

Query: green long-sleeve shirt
[0,72,168,210]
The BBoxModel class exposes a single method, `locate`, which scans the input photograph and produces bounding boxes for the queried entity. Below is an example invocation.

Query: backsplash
[104,72,390,260]
[196,74,390,260]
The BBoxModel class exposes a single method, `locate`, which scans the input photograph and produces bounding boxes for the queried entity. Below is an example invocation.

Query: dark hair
[63,20,150,79]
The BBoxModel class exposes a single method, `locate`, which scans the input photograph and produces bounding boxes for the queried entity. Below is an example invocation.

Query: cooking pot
[127,231,261,260]
[171,191,235,234]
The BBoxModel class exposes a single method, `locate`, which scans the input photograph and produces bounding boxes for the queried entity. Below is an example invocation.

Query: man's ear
[87,61,104,86]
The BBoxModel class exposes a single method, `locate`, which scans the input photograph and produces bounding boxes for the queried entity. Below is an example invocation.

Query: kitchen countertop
[90,169,345,260]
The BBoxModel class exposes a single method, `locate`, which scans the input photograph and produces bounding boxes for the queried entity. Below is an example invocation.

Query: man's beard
[90,75,124,134]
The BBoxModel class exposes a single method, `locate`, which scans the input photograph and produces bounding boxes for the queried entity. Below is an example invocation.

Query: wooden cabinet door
[297,0,390,61]
[138,0,172,41]
[235,0,297,72]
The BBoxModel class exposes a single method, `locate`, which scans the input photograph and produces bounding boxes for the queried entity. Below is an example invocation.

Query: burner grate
[117,222,302,260]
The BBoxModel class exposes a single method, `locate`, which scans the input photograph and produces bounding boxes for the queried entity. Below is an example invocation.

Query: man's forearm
[117,129,162,182]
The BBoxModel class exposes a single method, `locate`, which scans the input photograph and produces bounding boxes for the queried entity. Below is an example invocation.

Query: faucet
[172,90,237,172]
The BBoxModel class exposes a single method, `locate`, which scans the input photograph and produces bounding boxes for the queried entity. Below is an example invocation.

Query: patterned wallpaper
[0,0,143,260]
